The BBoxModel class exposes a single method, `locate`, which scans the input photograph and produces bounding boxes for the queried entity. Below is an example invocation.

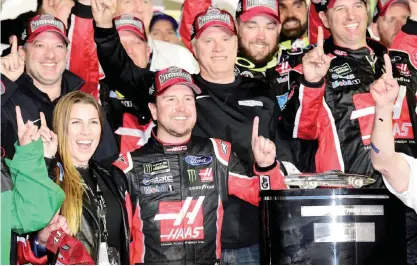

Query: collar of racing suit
[150,129,191,154]
[323,36,388,59]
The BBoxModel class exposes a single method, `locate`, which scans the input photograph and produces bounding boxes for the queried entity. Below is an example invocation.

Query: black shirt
[192,74,280,248]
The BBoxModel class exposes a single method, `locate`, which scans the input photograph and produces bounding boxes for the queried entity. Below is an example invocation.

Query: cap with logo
[25,14,70,44]
[191,7,237,40]
[114,14,147,41]
[312,0,367,12]
[236,0,280,23]
[373,0,408,21]
[150,67,201,97]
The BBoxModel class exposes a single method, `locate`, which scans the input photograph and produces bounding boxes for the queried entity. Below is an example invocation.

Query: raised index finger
[15,106,25,128]
[317,26,324,49]
[252,116,259,143]
[383,54,392,77]
[10,35,18,54]
[40,112,47,127]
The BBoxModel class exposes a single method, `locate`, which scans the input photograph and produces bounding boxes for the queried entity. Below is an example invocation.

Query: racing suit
[233,50,318,173]
[125,132,286,264]
[288,19,417,263]
[94,24,285,250]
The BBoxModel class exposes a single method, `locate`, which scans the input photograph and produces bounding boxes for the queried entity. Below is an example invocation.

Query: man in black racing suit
[287,0,417,261]
[124,67,287,264]
[92,3,289,260]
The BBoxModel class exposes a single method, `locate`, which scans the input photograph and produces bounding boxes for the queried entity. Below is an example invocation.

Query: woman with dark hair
[32,91,136,265]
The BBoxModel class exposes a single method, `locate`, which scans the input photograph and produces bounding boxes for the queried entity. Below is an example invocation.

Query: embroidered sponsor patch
[142,184,174,194]
[260,175,271,190]
[154,197,205,243]
[185,155,212,166]
[187,169,198,183]
[240,70,254,78]
[199,168,214,182]
[143,175,174,185]
[143,160,170,175]
[220,141,228,154]
[164,145,187,153]
[331,73,356,80]
[331,79,361,88]
[330,63,352,75]
[189,184,215,191]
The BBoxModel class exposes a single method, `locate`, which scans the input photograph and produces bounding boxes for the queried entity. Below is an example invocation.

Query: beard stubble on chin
[238,36,280,67]
[280,18,308,41]
[162,124,193,138]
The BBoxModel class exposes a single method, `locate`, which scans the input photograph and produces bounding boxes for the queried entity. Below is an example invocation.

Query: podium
[259,189,407,265]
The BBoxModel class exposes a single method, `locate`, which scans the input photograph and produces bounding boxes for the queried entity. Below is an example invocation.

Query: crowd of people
[1,0,417,264]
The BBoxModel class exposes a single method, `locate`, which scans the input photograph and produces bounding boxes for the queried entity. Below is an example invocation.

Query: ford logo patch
[185,155,212,166]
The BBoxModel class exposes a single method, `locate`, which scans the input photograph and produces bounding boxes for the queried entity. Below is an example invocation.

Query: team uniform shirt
[125,133,285,264]
[94,24,285,250]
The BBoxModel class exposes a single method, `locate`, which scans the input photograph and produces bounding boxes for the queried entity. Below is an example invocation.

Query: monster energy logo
[158,71,192,85]
[187,169,198,183]
[143,160,170,175]
[197,14,231,28]
[246,0,276,10]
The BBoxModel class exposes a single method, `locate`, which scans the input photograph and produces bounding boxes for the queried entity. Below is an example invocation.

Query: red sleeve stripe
[215,196,224,260]
[131,202,146,264]
[293,83,306,138]
[317,101,345,173]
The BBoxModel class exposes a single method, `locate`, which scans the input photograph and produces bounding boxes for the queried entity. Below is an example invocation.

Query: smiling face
[148,84,196,142]
[25,31,67,88]
[279,0,308,39]
[319,0,368,49]
[237,15,280,65]
[192,26,238,81]
[67,103,102,166]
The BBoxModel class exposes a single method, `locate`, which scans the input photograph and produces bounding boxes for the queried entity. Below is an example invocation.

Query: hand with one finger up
[37,112,58,158]
[302,26,332,83]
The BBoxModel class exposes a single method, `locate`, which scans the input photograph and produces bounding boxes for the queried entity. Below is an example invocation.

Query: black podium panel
[260,189,407,265]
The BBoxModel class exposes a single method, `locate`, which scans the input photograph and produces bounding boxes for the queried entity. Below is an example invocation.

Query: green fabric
[1,140,65,264]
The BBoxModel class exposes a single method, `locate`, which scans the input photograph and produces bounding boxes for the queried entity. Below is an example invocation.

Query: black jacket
[1,71,119,167]
[94,25,286,249]
[285,26,417,263]
[235,49,318,173]
[123,132,284,264]
[44,159,132,264]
